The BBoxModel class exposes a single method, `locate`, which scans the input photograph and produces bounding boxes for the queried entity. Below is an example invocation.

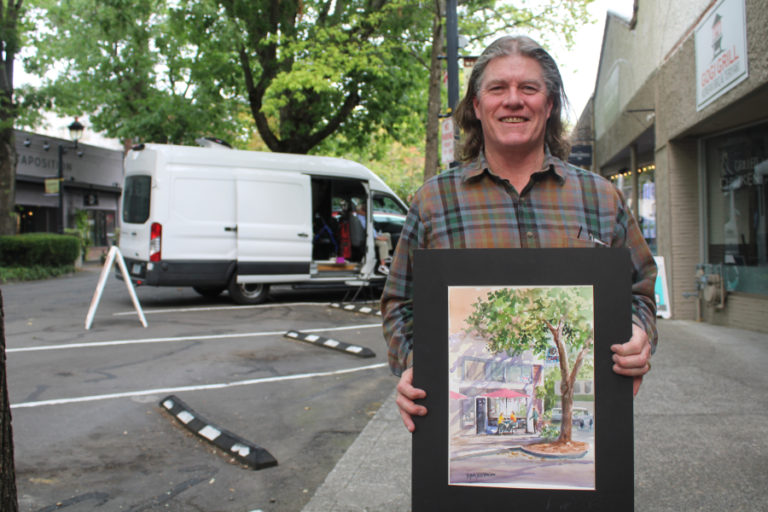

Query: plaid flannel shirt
[381,153,658,376]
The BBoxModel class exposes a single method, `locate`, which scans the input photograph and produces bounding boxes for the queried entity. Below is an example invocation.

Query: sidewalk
[302,320,768,511]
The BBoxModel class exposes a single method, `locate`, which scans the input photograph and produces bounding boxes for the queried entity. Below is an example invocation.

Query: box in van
[119,143,408,304]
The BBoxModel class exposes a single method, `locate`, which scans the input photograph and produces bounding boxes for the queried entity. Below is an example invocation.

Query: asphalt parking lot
[2,265,396,512]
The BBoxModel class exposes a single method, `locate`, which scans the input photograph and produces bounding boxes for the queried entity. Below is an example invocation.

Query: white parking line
[10,362,388,409]
[6,323,381,354]
[113,302,332,316]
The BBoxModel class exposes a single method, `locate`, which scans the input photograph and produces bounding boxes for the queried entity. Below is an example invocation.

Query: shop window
[612,168,657,254]
[705,123,768,295]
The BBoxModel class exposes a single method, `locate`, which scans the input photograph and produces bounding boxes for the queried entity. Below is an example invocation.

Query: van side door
[234,171,312,282]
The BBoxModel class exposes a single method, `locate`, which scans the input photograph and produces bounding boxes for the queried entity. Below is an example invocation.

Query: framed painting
[412,248,634,511]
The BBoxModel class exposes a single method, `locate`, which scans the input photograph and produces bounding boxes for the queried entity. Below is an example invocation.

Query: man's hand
[395,367,427,432]
[610,323,652,396]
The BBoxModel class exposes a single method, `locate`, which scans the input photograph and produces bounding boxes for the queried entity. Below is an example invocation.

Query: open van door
[230,171,312,303]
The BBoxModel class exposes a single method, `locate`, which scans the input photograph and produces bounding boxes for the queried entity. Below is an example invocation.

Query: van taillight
[149,222,162,262]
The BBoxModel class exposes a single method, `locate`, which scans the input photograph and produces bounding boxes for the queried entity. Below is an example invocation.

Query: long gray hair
[454,35,571,161]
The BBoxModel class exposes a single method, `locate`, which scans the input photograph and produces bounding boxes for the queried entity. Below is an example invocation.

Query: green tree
[466,286,594,443]
[0,0,25,237]
[212,0,430,154]
[535,368,557,414]
[23,0,432,153]
[20,0,593,164]
[24,0,252,146]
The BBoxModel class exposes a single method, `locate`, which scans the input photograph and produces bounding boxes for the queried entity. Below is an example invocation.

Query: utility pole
[445,0,459,168]
[446,0,459,113]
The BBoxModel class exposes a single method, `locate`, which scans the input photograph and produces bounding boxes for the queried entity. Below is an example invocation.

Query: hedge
[0,233,80,267]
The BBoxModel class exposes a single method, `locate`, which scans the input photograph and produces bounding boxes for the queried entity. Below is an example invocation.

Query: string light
[609,163,656,181]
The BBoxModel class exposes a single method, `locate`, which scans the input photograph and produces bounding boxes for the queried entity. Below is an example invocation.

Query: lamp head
[68,117,85,143]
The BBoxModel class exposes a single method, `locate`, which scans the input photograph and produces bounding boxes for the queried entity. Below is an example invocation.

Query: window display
[705,123,768,295]
[611,165,657,254]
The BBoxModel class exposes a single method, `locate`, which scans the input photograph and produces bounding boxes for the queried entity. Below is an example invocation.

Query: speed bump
[284,330,376,358]
[160,395,278,470]
[329,302,382,316]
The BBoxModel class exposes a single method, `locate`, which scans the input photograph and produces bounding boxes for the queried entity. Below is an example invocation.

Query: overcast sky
[549,0,635,123]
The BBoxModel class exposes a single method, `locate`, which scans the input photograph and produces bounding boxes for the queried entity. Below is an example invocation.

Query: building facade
[575,0,768,332]
[13,129,123,253]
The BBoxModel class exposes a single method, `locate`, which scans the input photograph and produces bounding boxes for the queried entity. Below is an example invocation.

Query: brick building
[573,0,768,331]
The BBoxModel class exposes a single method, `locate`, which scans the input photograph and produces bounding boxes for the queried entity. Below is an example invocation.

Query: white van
[118,143,408,304]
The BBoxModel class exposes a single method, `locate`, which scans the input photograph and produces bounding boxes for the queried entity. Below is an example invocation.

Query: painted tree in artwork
[465,286,593,444]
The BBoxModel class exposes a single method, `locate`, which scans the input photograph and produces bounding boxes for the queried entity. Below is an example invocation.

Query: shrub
[539,424,560,442]
[0,233,80,267]
[0,265,75,283]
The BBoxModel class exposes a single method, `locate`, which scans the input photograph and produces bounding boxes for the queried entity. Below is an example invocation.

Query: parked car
[550,407,594,428]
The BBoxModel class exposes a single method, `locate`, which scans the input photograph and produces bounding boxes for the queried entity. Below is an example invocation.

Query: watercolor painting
[447,285,596,490]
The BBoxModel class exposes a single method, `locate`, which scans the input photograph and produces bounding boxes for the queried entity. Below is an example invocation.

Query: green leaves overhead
[216,0,431,153]
[24,0,251,145]
[18,0,593,153]
[466,286,594,358]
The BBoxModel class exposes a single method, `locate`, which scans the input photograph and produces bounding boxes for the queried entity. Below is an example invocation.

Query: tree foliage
[20,0,592,157]
[465,286,594,443]
[21,0,433,152]
[23,0,251,145]
[1,0,25,237]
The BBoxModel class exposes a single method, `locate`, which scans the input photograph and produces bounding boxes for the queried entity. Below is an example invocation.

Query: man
[381,35,657,432]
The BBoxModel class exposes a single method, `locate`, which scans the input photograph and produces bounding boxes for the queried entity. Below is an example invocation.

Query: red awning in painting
[482,389,528,399]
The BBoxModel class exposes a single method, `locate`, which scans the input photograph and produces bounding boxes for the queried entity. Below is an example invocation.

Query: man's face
[473,54,553,157]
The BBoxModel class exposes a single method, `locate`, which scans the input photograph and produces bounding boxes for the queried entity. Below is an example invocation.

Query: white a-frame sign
[85,246,147,329]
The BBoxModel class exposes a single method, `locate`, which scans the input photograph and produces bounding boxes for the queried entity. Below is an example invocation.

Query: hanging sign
[440,117,455,165]
[695,0,748,111]
[44,178,60,195]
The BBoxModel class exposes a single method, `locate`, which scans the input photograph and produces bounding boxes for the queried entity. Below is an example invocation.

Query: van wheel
[228,278,270,304]
[193,286,225,298]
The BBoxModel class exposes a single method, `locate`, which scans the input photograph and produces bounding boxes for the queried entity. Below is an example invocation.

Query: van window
[123,175,151,224]
[373,194,405,214]
[372,193,408,249]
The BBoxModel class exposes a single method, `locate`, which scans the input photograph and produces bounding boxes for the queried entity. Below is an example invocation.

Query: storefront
[700,122,768,297]
[581,0,768,332]
[610,163,657,255]
[13,130,123,257]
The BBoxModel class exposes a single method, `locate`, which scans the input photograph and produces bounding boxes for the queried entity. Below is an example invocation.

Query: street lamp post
[57,118,85,234]
[446,0,459,113]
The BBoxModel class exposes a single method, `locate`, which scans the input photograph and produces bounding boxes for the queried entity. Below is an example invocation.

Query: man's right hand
[395,367,427,432]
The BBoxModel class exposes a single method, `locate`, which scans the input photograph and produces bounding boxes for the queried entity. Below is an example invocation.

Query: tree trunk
[0,130,16,235]
[0,290,19,511]
[423,0,445,183]
[558,381,574,443]
[551,322,574,443]
[1,0,22,236]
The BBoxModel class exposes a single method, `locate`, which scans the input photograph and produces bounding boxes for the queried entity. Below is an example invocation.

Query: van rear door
[120,174,152,262]
[235,171,312,282]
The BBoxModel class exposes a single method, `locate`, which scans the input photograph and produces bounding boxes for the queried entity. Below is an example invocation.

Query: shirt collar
[462,147,567,185]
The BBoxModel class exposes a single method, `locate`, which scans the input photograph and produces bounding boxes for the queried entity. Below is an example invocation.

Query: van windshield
[123,175,151,224]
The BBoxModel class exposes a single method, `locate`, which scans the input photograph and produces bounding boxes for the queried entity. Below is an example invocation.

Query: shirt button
[526,232,534,238]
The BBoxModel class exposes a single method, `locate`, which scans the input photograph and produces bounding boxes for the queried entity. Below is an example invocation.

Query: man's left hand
[610,323,652,396]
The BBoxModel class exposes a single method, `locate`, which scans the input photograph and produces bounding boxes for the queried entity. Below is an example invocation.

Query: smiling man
[381,35,658,432]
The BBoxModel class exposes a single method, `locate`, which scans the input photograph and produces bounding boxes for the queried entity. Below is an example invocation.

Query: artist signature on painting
[466,472,496,481]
